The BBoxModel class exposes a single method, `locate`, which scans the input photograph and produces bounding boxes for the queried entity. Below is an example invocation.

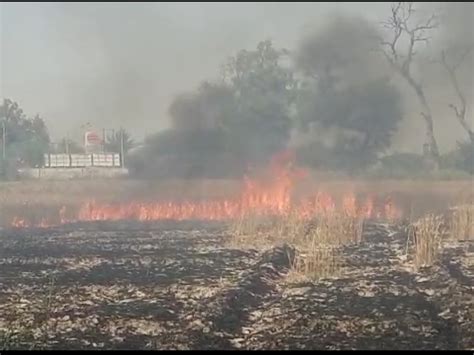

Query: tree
[222,40,297,164]
[127,128,241,179]
[294,17,403,173]
[296,79,403,173]
[128,82,240,178]
[130,40,298,178]
[380,2,440,163]
[0,99,50,169]
[440,46,473,142]
[377,152,425,177]
[455,141,474,175]
[105,128,135,155]
[51,138,85,154]
[169,82,235,132]
[437,3,474,144]
[441,140,474,175]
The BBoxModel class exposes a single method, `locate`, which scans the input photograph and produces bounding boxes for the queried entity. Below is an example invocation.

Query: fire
[11,217,30,228]
[7,150,402,228]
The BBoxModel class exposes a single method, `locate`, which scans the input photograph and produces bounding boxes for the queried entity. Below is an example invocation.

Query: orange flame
[11,217,30,228]
[8,150,402,228]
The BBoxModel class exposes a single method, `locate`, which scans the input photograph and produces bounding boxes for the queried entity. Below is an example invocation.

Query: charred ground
[0,220,472,350]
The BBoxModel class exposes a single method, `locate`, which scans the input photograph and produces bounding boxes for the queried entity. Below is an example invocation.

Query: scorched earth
[0,219,472,350]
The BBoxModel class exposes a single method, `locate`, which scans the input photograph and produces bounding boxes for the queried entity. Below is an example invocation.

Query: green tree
[0,99,50,170]
[222,40,297,163]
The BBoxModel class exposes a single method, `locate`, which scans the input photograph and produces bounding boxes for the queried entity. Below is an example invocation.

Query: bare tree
[380,2,440,162]
[441,47,474,143]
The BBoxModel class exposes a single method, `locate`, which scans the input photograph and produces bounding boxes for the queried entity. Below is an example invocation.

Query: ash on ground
[0,221,472,350]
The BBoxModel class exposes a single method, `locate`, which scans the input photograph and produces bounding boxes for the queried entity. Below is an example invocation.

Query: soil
[0,220,472,350]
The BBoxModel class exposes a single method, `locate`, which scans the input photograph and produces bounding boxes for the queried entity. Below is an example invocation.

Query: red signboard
[85,131,102,146]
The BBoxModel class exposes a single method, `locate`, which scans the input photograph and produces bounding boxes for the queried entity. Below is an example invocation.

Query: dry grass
[228,210,363,281]
[228,209,308,249]
[288,245,342,281]
[288,213,363,281]
[449,204,474,241]
[228,213,272,249]
[408,214,444,270]
[406,203,473,270]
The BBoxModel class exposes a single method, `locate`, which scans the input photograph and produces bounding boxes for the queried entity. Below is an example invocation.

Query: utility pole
[2,121,6,160]
[102,128,116,154]
[120,128,125,168]
[102,128,106,153]
[65,133,70,155]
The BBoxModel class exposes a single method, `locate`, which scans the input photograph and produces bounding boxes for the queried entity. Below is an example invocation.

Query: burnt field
[0,219,472,350]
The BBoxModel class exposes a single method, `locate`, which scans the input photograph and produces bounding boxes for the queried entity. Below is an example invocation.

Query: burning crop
[6,151,402,229]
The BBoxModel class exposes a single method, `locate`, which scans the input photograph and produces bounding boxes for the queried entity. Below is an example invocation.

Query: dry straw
[229,210,364,280]
[408,214,444,269]
[449,204,474,241]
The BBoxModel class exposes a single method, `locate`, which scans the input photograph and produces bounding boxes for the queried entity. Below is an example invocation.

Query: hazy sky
[0,2,471,153]
[0,2,389,141]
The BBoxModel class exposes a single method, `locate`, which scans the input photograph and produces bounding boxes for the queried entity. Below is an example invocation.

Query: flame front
[8,151,402,228]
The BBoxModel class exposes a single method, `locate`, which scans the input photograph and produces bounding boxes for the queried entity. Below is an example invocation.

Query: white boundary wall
[44,153,121,168]
[19,167,128,180]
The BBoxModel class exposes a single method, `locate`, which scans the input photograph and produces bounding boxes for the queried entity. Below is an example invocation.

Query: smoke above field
[2,2,341,140]
[392,2,474,153]
[1,2,473,176]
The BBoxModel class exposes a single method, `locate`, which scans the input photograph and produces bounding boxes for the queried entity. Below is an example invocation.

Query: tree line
[2,2,473,180]
[0,98,134,179]
[130,2,473,178]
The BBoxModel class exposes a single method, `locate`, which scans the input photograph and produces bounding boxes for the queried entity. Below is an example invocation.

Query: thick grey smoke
[1,2,471,157]
[294,3,473,154]
[436,2,474,142]
[431,2,473,125]
[0,2,388,143]
[292,14,403,173]
[295,14,389,89]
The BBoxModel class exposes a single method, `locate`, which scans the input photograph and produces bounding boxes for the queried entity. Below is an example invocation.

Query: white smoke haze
[0,2,472,152]
[392,2,474,153]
